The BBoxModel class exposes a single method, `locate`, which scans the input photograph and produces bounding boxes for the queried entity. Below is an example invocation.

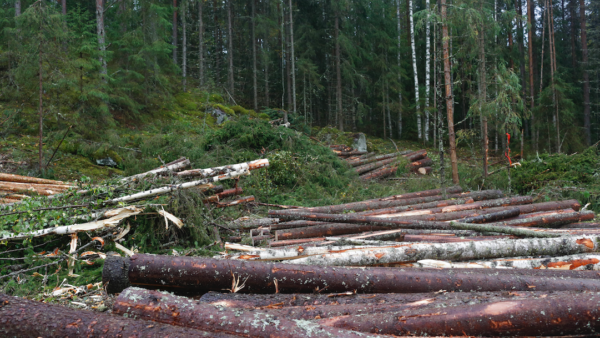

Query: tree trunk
[441,0,459,183]
[527,0,535,127]
[15,0,20,16]
[424,0,431,141]
[569,0,577,70]
[182,0,187,91]
[409,0,421,139]
[61,0,66,15]
[198,0,204,86]
[38,35,43,173]
[0,294,226,338]
[335,14,343,131]
[172,0,178,64]
[252,0,258,110]
[96,0,108,82]
[479,0,488,178]
[227,0,234,97]
[289,0,296,114]
[580,0,590,145]
[396,0,403,138]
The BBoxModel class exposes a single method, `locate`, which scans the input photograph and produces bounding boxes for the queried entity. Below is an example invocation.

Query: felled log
[335,150,368,156]
[228,217,279,230]
[204,187,242,203]
[486,210,594,228]
[404,149,427,162]
[365,186,463,202]
[359,165,397,180]
[113,288,383,338]
[0,292,228,338]
[271,220,327,230]
[0,173,71,185]
[411,253,600,270]
[354,158,397,175]
[176,159,268,179]
[319,292,600,336]
[287,234,600,266]
[561,222,600,228]
[271,189,501,215]
[458,208,521,223]
[408,158,434,172]
[436,199,580,214]
[348,151,412,167]
[103,255,600,295]
[403,234,513,243]
[417,166,432,175]
[216,195,255,208]
[0,181,72,195]
[269,237,326,247]
[120,158,191,183]
[275,223,392,240]
[369,196,531,217]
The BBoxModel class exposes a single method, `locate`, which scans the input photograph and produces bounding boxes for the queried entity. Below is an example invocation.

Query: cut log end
[102,256,131,294]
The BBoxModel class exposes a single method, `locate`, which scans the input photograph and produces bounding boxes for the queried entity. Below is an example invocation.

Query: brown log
[270,189,500,215]
[0,173,71,185]
[113,288,383,338]
[0,292,230,338]
[0,181,72,195]
[354,157,397,175]
[408,157,434,171]
[488,210,595,228]
[404,149,427,162]
[319,292,600,336]
[365,185,462,202]
[440,199,580,214]
[335,150,368,156]
[269,237,326,247]
[217,187,243,199]
[459,208,521,223]
[216,196,255,208]
[500,208,576,221]
[251,234,273,245]
[348,151,413,167]
[199,290,577,309]
[275,223,392,240]
[561,222,600,229]
[417,166,432,175]
[229,217,279,230]
[271,220,328,230]
[365,196,532,217]
[360,165,397,180]
[104,254,600,295]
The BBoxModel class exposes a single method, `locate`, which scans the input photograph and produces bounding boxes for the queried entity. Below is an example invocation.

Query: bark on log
[0,181,72,195]
[335,150,368,156]
[275,223,392,240]
[408,158,434,172]
[561,222,600,229]
[112,287,384,338]
[357,197,476,216]
[217,187,243,199]
[120,158,191,183]
[412,253,600,270]
[364,186,462,202]
[319,292,600,336]
[360,165,397,180]
[459,208,521,223]
[104,254,600,295]
[354,158,397,175]
[228,217,279,230]
[176,159,269,178]
[348,151,413,167]
[0,292,230,337]
[270,190,501,215]
[403,234,513,243]
[269,237,326,247]
[102,255,131,294]
[439,199,581,214]
[404,150,428,162]
[216,195,255,208]
[417,166,432,175]
[271,220,328,230]
[288,234,600,266]
[487,210,595,228]
[499,208,577,222]
[0,173,70,185]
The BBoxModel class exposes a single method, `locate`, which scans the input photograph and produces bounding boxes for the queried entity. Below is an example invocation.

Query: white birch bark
[413,254,600,270]
[396,0,403,138]
[424,0,431,142]
[96,0,108,82]
[287,235,600,266]
[176,159,268,178]
[224,243,267,252]
[108,168,250,204]
[409,0,421,139]
[120,159,191,183]
[0,207,142,241]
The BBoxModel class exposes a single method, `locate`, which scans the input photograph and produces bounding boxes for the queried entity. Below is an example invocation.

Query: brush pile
[330,145,433,179]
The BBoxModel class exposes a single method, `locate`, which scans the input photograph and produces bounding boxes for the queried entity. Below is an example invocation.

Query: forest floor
[2,91,600,311]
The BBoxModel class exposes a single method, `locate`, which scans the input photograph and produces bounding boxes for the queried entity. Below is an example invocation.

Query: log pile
[0,173,75,203]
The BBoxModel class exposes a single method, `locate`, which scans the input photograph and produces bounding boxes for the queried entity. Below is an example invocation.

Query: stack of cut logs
[330,145,433,179]
[0,173,75,204]
[4,185,600,336]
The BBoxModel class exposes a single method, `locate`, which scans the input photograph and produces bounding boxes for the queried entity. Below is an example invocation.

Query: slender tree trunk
[409,0,421,139]
[433,12,438,146]
[548,0,560,152]
[214,0,221,85]
[396,0,403,138]
[517,0,530,148]
[335,14,343,131]
[527,0,535,133]
[386,80,392,137]
[569,0,577,70]
[580,0,590,145]
[199,0,204,86]
[442,0,459,184]
[540,1,546,95]
[425,0,431,142]
[480,0,488,178]
[62,0,66,15]
[286,12,292,112]
[38,34,43,173]
[15,0,20,16]
[96,0,108,82]
[252,0,258,110]
[172,0,178,64]
[182,0,187,91]
[227,0,234,97]
[265,41,270,108]
[289,0,296,114]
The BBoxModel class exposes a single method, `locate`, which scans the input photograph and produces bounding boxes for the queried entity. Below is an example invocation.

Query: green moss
[210,93,224,103]
[258,113,270,120]
[213,104,235,116]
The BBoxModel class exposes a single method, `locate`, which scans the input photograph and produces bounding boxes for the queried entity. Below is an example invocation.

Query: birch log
[112,287,384,338]
[411,253,600,270]
[119,158,191,183]
[176,158,269,178]
[0,293,232,338]
[0,206,142,241]
[287,234,600,266]
[106,168,250,204]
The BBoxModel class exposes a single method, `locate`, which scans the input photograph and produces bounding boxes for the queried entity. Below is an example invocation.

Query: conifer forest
[3,1,600,337]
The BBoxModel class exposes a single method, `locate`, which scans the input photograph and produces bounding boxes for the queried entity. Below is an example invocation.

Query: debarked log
[319,292,600,336]
[113,287,385,338]
[287,234,600,266]
[103,254,600,295]
[0,292,232,338]
[270,189,502,215]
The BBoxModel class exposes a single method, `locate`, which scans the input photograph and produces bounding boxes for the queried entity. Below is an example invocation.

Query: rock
[209,107,229,125]
[96,157,118,167]
[352,133,367,152]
